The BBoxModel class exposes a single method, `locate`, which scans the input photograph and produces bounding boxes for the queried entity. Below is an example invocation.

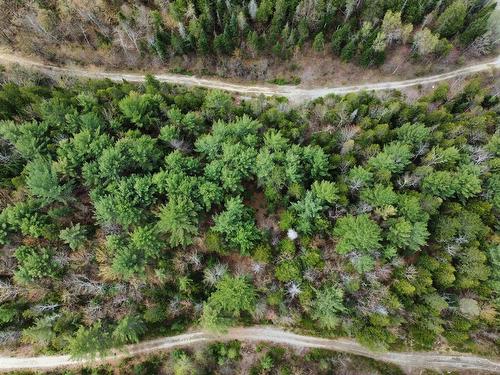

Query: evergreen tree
[157,196,199,248]
[436,0,467,38]
[311,284,346,329]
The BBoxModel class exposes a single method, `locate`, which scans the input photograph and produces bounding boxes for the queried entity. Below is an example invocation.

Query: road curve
[0,326,499,373]
[0,51,498,101]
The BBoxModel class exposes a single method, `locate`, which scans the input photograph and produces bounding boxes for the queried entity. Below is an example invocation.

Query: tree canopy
[0,75,498,358]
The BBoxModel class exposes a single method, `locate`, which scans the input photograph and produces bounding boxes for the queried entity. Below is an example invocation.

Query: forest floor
[0,49,498,102]
[0,326,499,373]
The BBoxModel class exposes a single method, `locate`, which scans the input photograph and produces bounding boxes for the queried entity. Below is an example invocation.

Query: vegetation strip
[0,51,498,101]
[1,327,500,372]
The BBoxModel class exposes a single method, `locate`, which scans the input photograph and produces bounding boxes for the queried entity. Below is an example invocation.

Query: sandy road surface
[1,327,499,373]
[0,51,498,101]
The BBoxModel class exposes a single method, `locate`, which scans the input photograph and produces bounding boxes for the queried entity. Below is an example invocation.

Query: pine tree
[313,32,325,52]
[157,196,199,248]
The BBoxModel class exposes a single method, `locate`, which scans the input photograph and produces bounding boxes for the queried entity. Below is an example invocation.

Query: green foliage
[387,219,429,253]
[208,341,241,366]
[212,197,260,255]
[352,255,376,274]
[311,284,346,330]
[454,166,482,200]
[0,120,49,159]
[172,349,195,375]
[430,83,450,102]
[397,194,429,223]
[22,314,58,347]
[157,196,199,248]
[333,214,382,255]
[202,90,233,120]
[301,248,323,269]
[59,223,86,250]
[0,305,17,325]
[331,24,351,55]
[2,200,54,238]
[92,175,156,227]
[422,166,481,200]
[68,321,112,359]
[347,166,373,191]
[368,142,412,176]
[436,0,467,38]
[111,242,146,280]
[360,184,397,208]
[423,146,460,167]
[435,209,488,244]
[112,314,146,345]
[393,279,416,296]
[201,275,256,331]
[2,0,495,73]
[311,181,338,204]
[422,171,455,198]
[25,158,72,205]
[341,40,356,62]
[119,91,161,127]
[56,129,111,177]
[396,122,431,147]
[291,191,326,235]
[130,225,164,258]
[95,134,160,182]
[14,245,60,283]
[455,246,490,290]
[486,173,500,209]
[460,3,496,45]
[253,244,272,263]
[356,324,396,352]
[291,181,337,235]
[313,32,325,52]
[274,260,301,282]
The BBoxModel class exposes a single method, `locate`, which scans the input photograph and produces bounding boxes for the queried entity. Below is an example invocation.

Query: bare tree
[0,330,21,346]
[466,32,498,57]
[66,274,105,296]
[0,281,19,303]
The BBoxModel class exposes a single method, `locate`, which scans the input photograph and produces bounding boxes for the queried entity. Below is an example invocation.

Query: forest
[0,69,498,360]
[0,0,497,70]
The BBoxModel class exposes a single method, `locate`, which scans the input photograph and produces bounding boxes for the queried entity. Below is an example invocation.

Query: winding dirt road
[0,50,498,101]
[0,326,499,373]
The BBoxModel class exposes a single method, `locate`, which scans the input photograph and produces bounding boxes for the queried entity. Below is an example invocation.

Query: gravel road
[0,51,498,101]
[1,327,499,373]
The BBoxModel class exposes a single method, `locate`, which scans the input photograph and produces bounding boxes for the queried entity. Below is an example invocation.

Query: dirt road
[0,326,499,373]
[0,51,498,101]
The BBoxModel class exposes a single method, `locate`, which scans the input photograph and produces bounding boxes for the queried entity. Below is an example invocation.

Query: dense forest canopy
[0,0,497,68]
[0,72,499,359]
